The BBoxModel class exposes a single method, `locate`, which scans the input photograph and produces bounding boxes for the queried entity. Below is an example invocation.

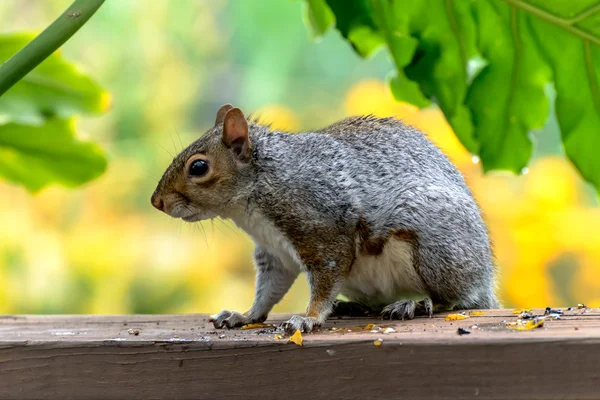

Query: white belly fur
[342,238,426,307]
[230,209,302,274]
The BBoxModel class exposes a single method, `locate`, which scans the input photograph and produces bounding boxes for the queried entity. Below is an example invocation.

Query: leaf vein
[444,0,468,79]
[502,0,600,46]
[583,40,600,120]
[495,4,522,166]
[567,3,600,25]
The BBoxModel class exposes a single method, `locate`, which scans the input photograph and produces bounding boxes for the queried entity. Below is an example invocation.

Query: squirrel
[151,104,499,333]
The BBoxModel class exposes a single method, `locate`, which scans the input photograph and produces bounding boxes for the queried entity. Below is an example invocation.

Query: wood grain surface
[0,308,599,399]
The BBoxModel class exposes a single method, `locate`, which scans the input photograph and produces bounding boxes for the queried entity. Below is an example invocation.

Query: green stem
[0,0,105,97]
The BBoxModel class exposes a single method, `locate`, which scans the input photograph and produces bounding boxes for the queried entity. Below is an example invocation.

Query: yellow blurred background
[0,0,598,314]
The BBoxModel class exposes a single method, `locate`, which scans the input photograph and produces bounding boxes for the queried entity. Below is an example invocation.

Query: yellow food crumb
[240,323,273,330]
[373,338,383,347]
[512,308,532,314]
[288,329,303,346]
[274,334,284,340]
[470,311,485,316]
[445,313,470,321]
[506,318,545,331]
[363,323,376,330]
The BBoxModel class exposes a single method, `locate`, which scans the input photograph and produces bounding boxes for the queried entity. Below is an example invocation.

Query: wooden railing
[0,308,598,399]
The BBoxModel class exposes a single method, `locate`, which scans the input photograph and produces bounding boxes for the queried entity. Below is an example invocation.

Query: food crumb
[544,307,563,315]
[274,334,284,340]
[326,349,336,356]
[373,338,383,347]
[518,311,535,320]
[470,311,485,316]
[512,308,532,314]
[241,323,274,330]
[288,330,303,346]
[578,304,587,309]
[445,313,470,321]
[383,327,396,334]
[127,329,140,336]
[506,317,545,331]
[544,307,563,319]
[457,327,471,335]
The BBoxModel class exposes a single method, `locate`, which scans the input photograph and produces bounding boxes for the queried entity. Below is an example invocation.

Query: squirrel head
[151,104,255,222]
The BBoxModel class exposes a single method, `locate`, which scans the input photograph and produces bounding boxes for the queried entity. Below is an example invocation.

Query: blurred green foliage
[307,0,600,192]
[0,0,598,315]
[0,31,108,191]
[0,117,106,191]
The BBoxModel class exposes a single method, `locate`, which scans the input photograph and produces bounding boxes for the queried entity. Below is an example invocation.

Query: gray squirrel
[151,104,499,333]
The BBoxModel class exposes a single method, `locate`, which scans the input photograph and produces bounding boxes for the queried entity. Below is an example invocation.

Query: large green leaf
[304,0,335,38]
[325,0,384,58]
[467,1,550,172]
[0,118,107,192]
[306,0,600,192]
[523,0,600,193]
[0,33,110,125]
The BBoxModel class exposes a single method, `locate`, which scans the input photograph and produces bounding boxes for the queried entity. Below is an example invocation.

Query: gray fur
[154,113,499,332]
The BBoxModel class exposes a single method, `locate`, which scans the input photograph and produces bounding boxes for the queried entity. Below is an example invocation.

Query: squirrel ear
[215,103,234,126]
[222,107,251,162]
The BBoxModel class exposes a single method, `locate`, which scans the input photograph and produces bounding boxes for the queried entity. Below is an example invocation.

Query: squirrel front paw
[209,310,250,329]
[279,315,321,334]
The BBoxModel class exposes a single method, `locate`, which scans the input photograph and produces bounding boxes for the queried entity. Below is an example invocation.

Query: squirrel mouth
[180,211,216,222]
[181,213,202,222]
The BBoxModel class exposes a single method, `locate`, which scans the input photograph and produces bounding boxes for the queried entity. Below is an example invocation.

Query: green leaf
[325,0,384,57]
[0,118,107,192]
[383,0,480,152]
[0,33,110,125]
[346,25,385,58]
[466,2,551,172]
[304,0,600,192]
[529,17,600,192]
[373,1,430,108]
[304,0,335,38]
[388,70,430,108]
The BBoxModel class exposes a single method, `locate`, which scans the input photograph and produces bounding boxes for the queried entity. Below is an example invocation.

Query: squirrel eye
[189,159,209,177]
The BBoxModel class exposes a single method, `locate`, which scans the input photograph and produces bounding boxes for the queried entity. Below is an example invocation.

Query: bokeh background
[0,0,598,314]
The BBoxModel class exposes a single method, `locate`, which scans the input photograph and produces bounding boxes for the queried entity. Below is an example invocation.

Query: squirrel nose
[151,195,164,212]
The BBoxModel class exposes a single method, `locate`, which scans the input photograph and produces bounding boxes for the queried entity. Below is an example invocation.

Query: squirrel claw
[420,298,434,318]
[279,315,320,334]
[381,300,416,320]
[381,298,435,320]
[210,309,249,329]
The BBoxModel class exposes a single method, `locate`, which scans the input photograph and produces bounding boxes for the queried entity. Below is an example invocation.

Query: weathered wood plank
[0,308,599,399]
